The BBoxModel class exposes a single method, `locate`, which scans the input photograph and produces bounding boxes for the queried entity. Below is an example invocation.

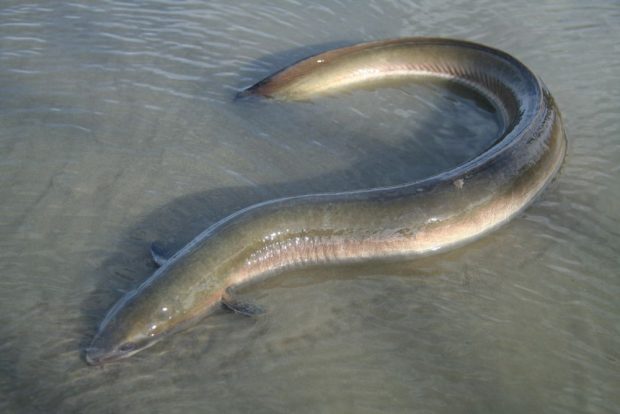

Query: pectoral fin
[221,289,264,316]
[150,242,172,267]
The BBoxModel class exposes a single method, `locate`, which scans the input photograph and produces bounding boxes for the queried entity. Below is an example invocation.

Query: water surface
[1,1,619,413]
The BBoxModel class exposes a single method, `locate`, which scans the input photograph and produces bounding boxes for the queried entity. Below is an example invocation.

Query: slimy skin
[85,38,566,365]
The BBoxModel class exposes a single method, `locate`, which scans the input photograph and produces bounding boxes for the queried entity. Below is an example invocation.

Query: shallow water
[1,0,619,413]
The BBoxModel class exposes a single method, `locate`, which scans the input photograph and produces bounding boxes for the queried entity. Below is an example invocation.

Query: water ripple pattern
[0,0,618,413]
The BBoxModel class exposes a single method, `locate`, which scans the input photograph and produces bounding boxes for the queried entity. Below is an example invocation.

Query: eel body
[86,38,566,364]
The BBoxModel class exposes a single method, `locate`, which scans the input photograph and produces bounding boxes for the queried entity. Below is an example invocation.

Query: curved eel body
[86,38,566,364]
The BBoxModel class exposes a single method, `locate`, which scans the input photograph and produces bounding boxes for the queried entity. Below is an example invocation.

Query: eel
[85,38,566,365]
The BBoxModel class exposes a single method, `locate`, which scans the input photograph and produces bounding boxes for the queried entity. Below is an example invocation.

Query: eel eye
[118,342,137,352]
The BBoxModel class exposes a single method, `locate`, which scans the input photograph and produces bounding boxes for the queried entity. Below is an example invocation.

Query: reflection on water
[1,0,619,413]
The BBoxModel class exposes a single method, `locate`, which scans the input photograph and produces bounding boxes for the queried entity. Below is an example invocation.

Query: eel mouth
[84,344,150,365]
[84,335,161,365]
[84,346,115,366]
